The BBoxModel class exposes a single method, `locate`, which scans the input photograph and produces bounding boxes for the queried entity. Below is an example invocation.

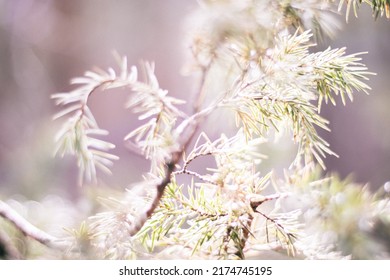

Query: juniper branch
[51,0,385,260]
[254,209,297,254]
[128,58,215,236]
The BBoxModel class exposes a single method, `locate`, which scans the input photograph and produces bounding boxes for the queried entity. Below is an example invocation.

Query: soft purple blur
[0,1,388,201]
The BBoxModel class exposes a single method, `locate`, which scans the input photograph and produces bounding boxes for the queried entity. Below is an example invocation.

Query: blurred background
[0,0,389,204]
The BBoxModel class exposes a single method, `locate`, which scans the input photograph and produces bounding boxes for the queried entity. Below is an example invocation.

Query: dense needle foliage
[1,0,390,260]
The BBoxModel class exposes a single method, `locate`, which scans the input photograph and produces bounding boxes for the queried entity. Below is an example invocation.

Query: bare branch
[128,54,216,236]
[129,160,176,235]
[0,200,68,251]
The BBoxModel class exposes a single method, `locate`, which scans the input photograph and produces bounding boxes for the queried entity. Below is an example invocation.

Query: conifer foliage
[1,0,390,260]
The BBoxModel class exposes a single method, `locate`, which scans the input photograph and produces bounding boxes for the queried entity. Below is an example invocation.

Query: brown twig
[129,160,177,235]
[129,113,201,236]
[129,53,215,236]
[172,149,217,185]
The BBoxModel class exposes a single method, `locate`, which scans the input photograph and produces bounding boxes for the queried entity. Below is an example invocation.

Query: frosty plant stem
[0,200,67,250]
